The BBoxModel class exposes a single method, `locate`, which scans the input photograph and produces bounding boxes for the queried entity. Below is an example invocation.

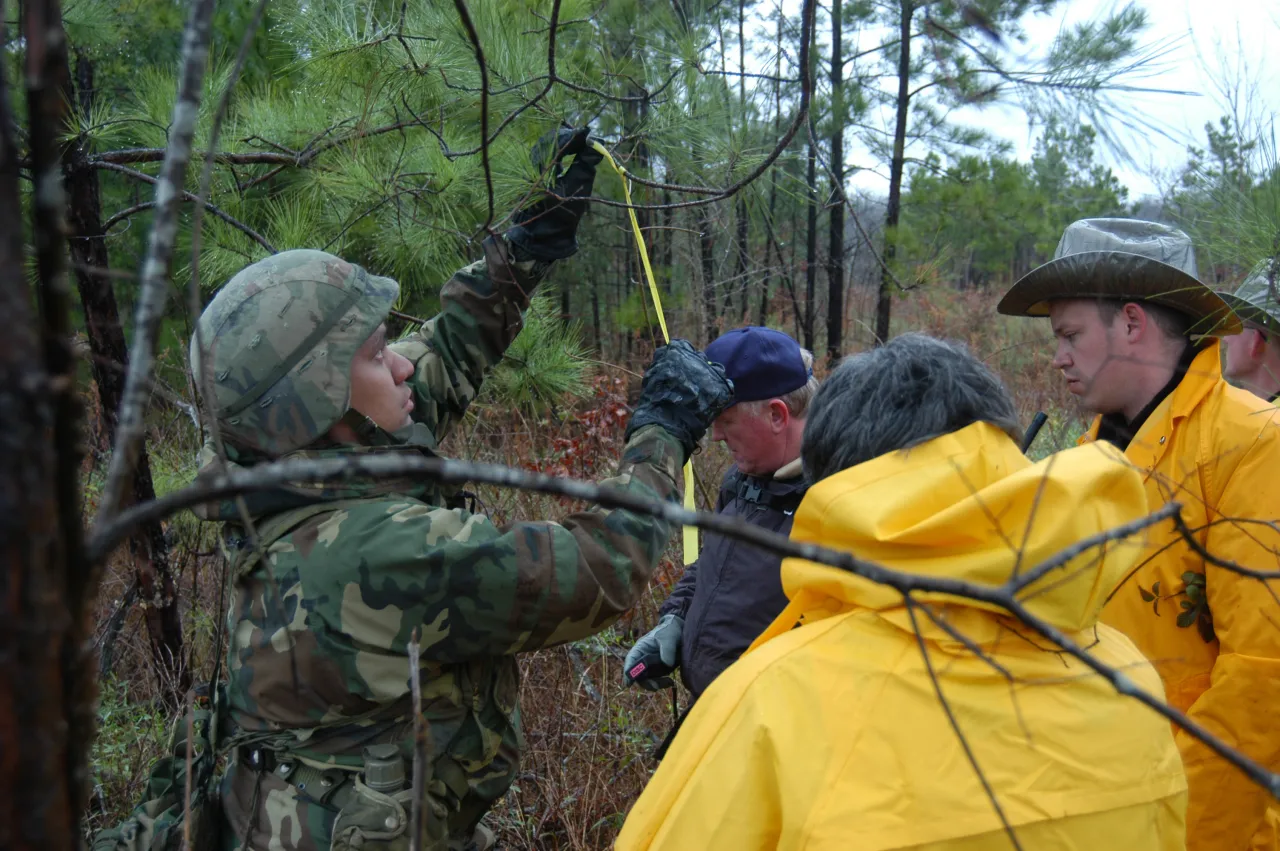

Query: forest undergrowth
[83,283,1090,850]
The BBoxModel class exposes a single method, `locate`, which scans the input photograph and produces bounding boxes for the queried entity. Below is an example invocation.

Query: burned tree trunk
[826,0,846,364]
[1,0,93,847]
[803,131,818,352]
[876,0,914,345]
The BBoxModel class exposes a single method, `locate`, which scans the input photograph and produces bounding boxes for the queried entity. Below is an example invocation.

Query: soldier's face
[348,324,415,431]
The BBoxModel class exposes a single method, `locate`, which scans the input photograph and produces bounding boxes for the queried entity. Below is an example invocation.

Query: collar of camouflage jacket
[188,430,446,523]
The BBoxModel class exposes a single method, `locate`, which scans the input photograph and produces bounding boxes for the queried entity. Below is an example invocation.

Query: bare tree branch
[94,179,276,253]
[569,0,816,212]
[83,446,1280,801]
[904,598,1024,850]
[451,0,500,232]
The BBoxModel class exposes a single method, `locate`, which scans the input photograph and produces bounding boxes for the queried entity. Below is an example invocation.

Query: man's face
[710,402,785,475]
[348,324,415,432]
[1222,326,1263,380]
[1048,300,1131,416]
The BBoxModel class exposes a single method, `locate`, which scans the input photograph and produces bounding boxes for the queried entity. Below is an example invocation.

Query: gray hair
[740,346,820,419]
[802,334,1021,483]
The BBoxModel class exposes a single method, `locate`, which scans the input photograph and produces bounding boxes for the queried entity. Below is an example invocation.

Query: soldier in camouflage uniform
[184,128,733,851]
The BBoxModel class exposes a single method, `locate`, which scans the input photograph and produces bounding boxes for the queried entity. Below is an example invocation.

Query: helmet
[190,249,400,457]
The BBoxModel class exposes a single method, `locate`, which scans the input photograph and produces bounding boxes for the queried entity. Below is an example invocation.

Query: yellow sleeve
[614,669,784,850]
[1177,441,1280,851]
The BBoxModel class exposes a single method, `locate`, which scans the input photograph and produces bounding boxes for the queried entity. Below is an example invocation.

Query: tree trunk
[875,0,913,345]
[804,131,818,352]
[732,0,750,324]
[758,8,785,327]
[3,0,93,846]
[591,279,601,352]
[732,198,750,325]
[661,183,673,294]
[826,0,845,364]
[63,53,186,699]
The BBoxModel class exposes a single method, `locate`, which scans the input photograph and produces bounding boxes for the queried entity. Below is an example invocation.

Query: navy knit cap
[704,326,811,405]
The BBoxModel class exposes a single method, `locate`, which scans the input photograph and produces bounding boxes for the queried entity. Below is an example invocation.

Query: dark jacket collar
[1096,341,1198,450]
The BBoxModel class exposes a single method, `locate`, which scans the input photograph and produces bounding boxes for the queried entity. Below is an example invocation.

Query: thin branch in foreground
[188,0,273,291]
[915,602,1034,745]
[904,598,1024,851]
[84,450,1280,801]
[95,0,217,527]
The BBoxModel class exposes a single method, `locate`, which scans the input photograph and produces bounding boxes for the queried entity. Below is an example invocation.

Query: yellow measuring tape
[591,141,700,565]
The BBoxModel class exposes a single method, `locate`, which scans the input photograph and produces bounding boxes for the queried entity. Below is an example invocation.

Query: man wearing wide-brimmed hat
[1220,260,1280,402]
[999,218,1280,851]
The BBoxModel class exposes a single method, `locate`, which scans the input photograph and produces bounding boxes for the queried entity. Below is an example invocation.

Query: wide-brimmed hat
[1218,261,1280,335]
[997,218,1240,336]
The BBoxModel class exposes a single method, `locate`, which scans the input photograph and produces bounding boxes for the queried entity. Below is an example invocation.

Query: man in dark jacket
[624,326,818,700]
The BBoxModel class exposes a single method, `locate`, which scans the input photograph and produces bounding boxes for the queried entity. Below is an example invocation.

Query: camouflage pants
[220,750,514,851]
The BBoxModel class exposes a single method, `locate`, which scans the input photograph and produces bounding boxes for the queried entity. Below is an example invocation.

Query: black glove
[505,126,603,262]
[625,339,734,460]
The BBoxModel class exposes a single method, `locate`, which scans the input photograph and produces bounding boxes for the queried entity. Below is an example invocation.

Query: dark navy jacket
[659,463,808,698]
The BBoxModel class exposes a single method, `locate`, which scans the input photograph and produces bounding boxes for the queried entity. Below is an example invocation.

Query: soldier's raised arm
[296,341,734,662]
[390,127,602,444]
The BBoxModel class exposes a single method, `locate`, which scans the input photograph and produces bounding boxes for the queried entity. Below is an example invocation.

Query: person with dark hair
[616,334,1186,851]
[623,326,819,702]
[998,218,1280,851]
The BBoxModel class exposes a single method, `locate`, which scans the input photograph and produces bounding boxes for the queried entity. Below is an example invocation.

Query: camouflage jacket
[193,237,683,848]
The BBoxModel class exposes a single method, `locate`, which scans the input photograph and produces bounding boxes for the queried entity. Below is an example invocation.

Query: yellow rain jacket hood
[617,422,1187,851]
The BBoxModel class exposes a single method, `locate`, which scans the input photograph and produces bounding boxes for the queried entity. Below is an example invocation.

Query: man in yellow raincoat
[1220,261,1280,403]
[997,219,1280,851]
[616,334,1187,851]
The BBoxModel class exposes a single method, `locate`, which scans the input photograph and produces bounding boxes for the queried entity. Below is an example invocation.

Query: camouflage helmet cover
[191,249,400,457]
[1221,260,1280,334]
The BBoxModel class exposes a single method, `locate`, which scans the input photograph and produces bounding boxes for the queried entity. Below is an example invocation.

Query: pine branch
[92,147,292,165]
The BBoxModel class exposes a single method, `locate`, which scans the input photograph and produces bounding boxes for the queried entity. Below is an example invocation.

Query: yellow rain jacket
[1082,341,1280,851]
[617,422,1187,851]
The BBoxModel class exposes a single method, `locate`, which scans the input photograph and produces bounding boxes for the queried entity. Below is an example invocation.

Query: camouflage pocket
[331,779,447,851]
[492,658,518,717]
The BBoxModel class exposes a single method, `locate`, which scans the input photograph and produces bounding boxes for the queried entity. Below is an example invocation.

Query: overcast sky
[788,0,1280,200]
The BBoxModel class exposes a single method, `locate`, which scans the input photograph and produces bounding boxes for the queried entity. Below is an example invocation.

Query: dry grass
[86,283,1088,848]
